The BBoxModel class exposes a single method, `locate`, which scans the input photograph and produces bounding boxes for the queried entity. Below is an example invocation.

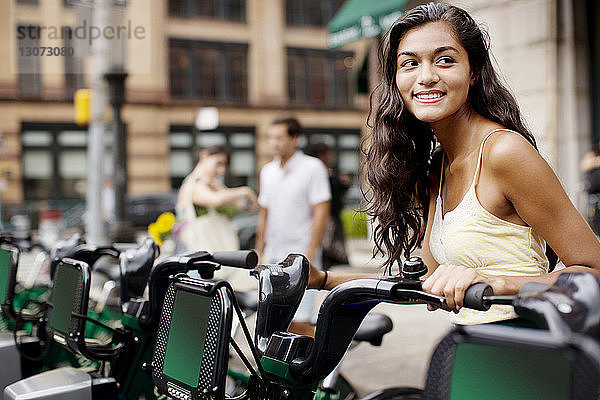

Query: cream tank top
[429,129,549,325]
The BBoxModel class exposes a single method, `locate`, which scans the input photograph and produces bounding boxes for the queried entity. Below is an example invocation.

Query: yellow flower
[148,222,163,246]
[156,212,176,233]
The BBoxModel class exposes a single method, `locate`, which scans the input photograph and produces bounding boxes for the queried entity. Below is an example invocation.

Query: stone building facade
[0,0,598,225]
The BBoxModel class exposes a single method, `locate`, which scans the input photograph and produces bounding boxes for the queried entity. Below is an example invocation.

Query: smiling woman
[304,2,600,326]
[361,2,600,325]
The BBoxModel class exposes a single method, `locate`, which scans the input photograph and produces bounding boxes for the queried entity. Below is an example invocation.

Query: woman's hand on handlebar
[422,264,493,312]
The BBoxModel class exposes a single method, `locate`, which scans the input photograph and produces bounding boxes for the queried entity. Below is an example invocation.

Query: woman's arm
[489,134,600,282]
[307,263,375,290]
[191,182,257,208]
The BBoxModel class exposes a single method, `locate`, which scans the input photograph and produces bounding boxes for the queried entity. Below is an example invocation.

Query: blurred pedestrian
[580,140,600,235]
[305,142,351,269]
[175,144,258,252]
[255,116,331,336]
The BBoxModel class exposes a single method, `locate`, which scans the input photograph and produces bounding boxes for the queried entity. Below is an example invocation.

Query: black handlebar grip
[463,283,493,311]
[211,250,258,269]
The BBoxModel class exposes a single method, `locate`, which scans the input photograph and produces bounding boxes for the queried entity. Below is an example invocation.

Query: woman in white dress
[176,145,258,252]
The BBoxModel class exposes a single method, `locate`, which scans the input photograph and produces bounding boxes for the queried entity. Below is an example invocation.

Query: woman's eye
[436,56,455,65]
[399,59,417,68]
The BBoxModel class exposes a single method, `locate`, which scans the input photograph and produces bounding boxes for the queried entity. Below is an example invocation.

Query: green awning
[327,0,408,48]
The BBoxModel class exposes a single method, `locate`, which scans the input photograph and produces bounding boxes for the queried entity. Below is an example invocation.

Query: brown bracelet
[318,270,328,290]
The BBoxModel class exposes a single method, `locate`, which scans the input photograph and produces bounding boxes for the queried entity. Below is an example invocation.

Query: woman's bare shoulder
[484,131,541,172]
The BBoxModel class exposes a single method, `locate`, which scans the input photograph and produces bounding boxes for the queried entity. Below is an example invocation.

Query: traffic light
[74,89,91,126]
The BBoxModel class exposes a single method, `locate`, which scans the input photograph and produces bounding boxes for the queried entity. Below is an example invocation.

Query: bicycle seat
[235,289,258,313]
[353,313,393,346]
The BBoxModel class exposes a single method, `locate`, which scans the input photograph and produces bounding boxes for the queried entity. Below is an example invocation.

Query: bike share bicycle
[3,247,261,400]
[149,255,600,400]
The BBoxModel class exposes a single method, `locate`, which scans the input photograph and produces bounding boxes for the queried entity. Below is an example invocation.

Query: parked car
[127,192,178,228]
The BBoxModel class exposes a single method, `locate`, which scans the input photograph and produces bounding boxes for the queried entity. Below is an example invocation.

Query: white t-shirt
[258,151,331,262]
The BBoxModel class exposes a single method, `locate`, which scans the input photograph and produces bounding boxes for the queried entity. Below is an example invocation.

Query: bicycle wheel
[359,387,422,400]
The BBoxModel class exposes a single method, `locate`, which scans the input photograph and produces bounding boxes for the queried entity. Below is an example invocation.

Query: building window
[21,123,113,201]
[287,48,353,108]
[17,25,42,98]
[169,125,256,190]
[169,40,248,103]
[21,124,87,200]
[286,0,344,27]
[169,0,246,22]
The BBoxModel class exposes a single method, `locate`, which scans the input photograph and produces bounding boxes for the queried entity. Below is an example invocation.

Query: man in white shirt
[256,115,331,336]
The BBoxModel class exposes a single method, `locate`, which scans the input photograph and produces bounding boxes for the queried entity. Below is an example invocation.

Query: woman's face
[395,21,474,124]
[203,153,229,178]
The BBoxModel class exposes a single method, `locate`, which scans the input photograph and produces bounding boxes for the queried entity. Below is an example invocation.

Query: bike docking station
[151,253,318,400]
[0,243,22,390]
[2,238,160,400]
[2,244,259,400]
[2,227,600,400]
[0,233,86,392]
[423,272,600,400]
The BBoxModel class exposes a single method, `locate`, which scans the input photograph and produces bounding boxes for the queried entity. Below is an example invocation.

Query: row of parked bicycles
[0,230,599,399]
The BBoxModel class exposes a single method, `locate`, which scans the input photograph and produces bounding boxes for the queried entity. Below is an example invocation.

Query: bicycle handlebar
[141,250,259,328]
[288,270,600,383]
[211,251,258,270]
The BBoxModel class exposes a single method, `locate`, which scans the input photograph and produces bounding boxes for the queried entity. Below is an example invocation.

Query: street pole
[86,0,110,245]
[105,68,134,242]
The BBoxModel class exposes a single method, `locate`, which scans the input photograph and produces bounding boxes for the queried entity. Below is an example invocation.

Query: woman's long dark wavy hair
[363,2,537,273]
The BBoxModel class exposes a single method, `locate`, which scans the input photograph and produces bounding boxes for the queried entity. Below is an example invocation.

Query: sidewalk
[345,237,383,270]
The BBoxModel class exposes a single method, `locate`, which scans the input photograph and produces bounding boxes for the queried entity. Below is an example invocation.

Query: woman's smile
[414,90,446,103]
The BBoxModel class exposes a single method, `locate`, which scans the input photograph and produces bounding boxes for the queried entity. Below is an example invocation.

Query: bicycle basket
[152,274,233,400]
[423,323,600,400]
[48,258,91,353]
